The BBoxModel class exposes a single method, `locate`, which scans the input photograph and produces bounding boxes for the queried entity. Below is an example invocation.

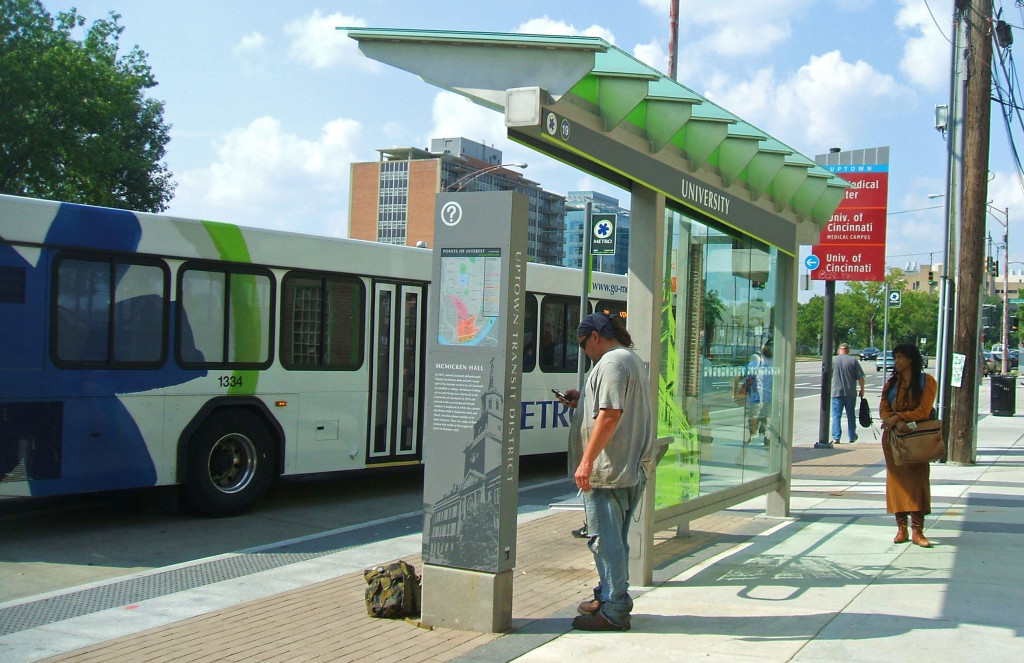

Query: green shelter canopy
[347,28,847,253]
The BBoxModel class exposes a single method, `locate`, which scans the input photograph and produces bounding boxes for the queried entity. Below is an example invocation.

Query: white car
[875,349,928,371]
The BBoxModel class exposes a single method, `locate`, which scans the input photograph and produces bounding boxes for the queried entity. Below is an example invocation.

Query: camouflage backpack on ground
[364,560,421,618]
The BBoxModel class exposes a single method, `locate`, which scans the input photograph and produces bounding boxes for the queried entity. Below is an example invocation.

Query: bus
[0,194,627,516]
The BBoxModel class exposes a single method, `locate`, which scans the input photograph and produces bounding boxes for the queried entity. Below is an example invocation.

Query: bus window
[52,255,167,367]
[539,295,584,373]
[178,263,274,368]
[280,273,365,369]
[523,294,537,372]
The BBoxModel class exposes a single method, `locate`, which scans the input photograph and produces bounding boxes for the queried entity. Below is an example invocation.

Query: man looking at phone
[557,312,654,632]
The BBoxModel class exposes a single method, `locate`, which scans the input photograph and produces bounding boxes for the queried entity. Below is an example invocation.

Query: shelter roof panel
[346,27,848,248]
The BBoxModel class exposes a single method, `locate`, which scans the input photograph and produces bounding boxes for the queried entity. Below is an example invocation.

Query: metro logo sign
[811,153,889,282]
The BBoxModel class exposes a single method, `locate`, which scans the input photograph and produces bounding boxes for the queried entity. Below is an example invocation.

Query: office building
[348,137,564,265]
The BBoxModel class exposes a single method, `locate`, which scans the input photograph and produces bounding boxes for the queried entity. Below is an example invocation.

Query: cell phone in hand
[551,388,567,401]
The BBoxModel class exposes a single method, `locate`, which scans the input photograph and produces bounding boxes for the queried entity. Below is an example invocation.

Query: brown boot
[910,511,932,548]
[893,512,909,544]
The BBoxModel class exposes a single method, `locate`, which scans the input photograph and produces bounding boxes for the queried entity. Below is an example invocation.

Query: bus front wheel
[181,410,277,517]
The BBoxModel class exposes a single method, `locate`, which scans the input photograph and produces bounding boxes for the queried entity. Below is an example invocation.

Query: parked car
[860,346,879,361]
[989,346,1019,369]
[871,348,928,369]
[981,350,997,376]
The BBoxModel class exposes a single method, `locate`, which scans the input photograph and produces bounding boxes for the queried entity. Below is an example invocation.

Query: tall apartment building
[348,137,564,265]
[562,191,631,275]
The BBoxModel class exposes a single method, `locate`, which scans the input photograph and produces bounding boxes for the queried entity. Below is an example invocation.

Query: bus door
[368,282,425,464]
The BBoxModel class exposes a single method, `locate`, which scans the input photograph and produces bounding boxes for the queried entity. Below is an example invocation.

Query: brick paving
[35,446,884,663]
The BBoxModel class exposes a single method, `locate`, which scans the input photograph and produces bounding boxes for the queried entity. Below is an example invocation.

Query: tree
[796,271,939,355]
[0,0,174,211]
[796,295,824,353]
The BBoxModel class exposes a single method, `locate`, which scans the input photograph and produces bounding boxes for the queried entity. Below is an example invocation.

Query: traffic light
[993,259,1000,276]
[928,269,935,284]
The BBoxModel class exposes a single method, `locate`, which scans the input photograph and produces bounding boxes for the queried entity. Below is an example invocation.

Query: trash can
[991,375,1016,416]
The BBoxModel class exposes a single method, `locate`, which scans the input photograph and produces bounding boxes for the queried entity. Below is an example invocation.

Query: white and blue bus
[0,194,627,516]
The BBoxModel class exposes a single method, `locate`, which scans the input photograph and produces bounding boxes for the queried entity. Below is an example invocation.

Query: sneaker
[832,439,840,445]
[572,611,630,631]
[571,523,588,538]
[577,598,601,616]
[850,437,858,444]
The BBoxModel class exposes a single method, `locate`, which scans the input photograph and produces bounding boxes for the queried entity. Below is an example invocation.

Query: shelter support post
[626,186,665,587]
[767,251,796,517]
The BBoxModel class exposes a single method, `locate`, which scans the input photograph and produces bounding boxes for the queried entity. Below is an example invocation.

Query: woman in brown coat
[879,342,937,548]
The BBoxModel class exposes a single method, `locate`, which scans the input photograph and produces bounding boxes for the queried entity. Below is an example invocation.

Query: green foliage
[0,0,174,211]
[796,270,940,355]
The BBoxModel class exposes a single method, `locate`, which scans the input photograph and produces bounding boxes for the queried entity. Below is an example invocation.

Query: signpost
[811,147,889,447]
[811,148,890,282]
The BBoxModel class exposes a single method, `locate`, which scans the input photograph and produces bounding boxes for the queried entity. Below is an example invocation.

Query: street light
[444,162,527,192]
[988,205,1010,374]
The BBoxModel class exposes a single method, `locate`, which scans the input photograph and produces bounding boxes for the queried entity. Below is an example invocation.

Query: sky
[38,0,1024,300]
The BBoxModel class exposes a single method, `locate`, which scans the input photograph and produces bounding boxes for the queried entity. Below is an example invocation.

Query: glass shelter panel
[655,209,783,510]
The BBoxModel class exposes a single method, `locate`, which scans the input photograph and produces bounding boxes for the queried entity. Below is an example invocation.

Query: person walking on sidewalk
[831,342,865,444]
[879,342,937,548]
[559,312,654,632]
[733,338,773,446]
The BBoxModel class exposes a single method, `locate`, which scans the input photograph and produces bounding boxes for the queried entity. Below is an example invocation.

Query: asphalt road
[0,357,973,606]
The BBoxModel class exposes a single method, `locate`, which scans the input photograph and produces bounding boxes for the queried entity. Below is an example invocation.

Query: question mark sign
[441,201,462,227]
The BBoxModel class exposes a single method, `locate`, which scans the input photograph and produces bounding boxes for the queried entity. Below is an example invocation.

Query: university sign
[811,148,889,282]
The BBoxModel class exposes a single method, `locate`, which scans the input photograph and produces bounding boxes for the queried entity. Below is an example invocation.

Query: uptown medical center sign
[811,147,889,282]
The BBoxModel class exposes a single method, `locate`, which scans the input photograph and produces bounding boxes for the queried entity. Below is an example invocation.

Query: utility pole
[948,0,993,465]
[668,0,679,80]
[936,6,967,443]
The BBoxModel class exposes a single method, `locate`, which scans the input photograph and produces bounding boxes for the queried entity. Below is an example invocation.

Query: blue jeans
[831,396,858,442]
[582,474,646,627]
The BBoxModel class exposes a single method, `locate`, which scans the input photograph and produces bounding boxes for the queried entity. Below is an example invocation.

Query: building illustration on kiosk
[424,363,503,571]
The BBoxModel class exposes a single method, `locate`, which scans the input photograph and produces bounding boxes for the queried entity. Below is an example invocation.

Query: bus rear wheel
[181,410,277,517]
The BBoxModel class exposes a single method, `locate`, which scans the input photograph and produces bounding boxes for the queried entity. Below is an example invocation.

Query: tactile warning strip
[0,519,400,636]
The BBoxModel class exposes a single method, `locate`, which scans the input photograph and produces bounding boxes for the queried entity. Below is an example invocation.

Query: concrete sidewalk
[2,393,1022,662]
[508,412,1024,662]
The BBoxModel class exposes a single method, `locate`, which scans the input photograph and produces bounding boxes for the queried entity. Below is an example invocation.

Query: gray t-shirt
[831,353,865,397]
[569,346,654,489]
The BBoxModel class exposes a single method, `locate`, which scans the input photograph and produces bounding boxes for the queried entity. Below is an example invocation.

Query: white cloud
[284,10,377,71]
[513,16,615,44]
[705,50,906,149]
[667,0,809,58]
[634,40,668,74]
[428,92,506,148]
[173,116,362,237]
[638,0,668,12]
[233,32,266,58]
[895,0,952,90]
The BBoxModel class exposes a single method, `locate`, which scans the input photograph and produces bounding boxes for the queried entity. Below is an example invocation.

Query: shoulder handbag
[888,419,945,465]
[858,397,872,428]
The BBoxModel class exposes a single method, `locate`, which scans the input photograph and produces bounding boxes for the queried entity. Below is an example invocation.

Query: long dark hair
[608,315,634,348]
[882,342,924,405]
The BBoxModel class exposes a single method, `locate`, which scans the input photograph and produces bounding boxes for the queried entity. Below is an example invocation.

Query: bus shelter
[348,29,847,589]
